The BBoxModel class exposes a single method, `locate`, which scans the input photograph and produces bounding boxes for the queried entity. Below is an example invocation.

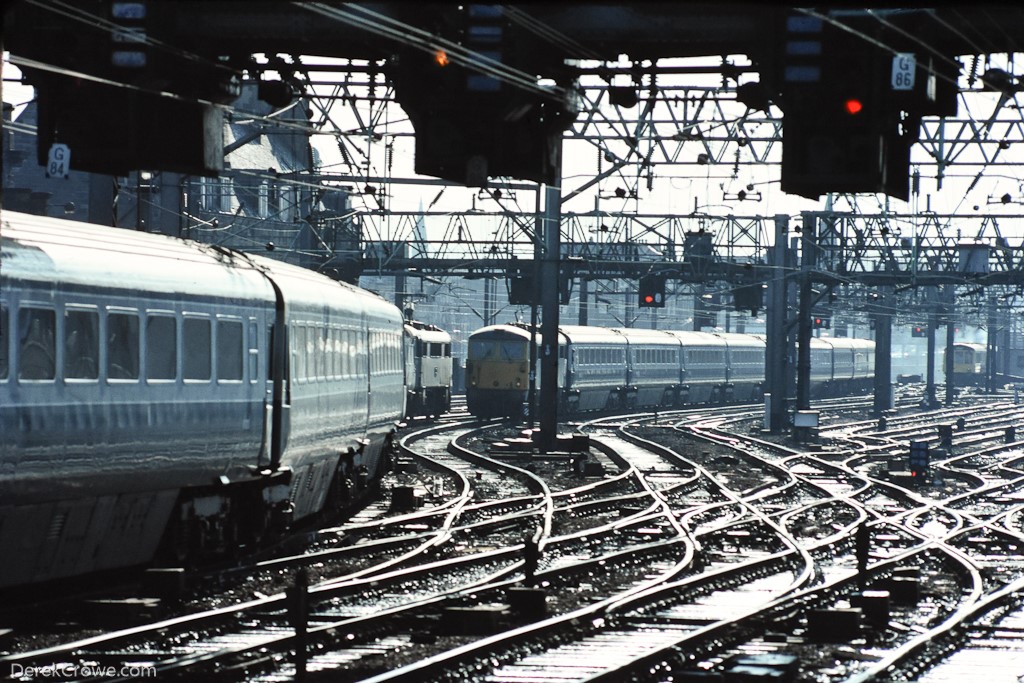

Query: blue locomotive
[1,211,407,587]
[466,323,874,418]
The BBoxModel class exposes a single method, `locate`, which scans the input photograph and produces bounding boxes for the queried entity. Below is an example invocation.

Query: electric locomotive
[403,320,453,418]
[0,211,405,587]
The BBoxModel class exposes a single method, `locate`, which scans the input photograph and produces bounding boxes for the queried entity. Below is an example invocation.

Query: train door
[256,316,273,469]
[266,279,290,471]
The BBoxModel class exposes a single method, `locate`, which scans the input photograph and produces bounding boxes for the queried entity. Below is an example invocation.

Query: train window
[318,327,328,380]
[293,326,306,381]
[146,315,177,380]
[340,330,348,378]
[442,343,451,357]
[0,304,7,380]
[65,309,99,379]
[501,342,525,361]
[183,318,212,380]
[350,330,359,376]
[107,312,139,379]
[249,321,259,382]
[217,320,243,381]
[339,330,348,378]
[469,340,493,359]
[327,328,337,379]
[18,307,56,380]
[308,326,318,380]
[369,332,376,375]
[312,326,322,380]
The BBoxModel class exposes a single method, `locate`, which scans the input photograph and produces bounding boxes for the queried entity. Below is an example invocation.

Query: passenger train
[466,323,875,418]
[0,211,441,588]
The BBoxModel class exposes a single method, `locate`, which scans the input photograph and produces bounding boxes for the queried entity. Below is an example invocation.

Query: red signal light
[434,49,450,67]
[644,295,655,304]
[844,98,864,115]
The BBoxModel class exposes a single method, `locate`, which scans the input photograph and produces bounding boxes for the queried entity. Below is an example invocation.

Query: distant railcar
[947,341,987,385]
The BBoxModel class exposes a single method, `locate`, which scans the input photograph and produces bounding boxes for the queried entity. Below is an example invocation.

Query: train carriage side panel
[613,328,682,408]
[851,338,876,390]
[828,338,857,381]
[715,332,766,402]
[809,337,834,394]
[666,331,728,403]
[560,325,628,412]
[259,255,404,520]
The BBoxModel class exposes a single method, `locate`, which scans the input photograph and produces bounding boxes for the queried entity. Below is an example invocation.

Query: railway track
[5,393,1024,681]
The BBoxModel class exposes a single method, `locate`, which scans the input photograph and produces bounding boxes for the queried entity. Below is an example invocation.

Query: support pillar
[578,276,589,326]
[925,302,938,408]
[944,284,956,406]
[872,294,893,414]
[766,214,791,433]
[537,178,562,451]
[986,293,997,393]
[795,213,816,413]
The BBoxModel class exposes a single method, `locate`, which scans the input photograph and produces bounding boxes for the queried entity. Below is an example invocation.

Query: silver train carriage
[465,323,874,419]
[403,320,453,419]
[0,211,405,588]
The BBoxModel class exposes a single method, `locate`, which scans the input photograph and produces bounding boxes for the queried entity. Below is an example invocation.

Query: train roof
[713,332,766,348]
[609,328,680,345]
[2,211,399,321]
[662,330,728,348]
[3,211,269,302]
[558,325,628,344]
[404,321,452,343]
[951,341,987,351]
[816,337,875,351]
[469,324,540,341]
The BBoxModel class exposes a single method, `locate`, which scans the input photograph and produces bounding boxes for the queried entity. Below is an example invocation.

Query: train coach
[465,323,875,419]
[0,211,406,588]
